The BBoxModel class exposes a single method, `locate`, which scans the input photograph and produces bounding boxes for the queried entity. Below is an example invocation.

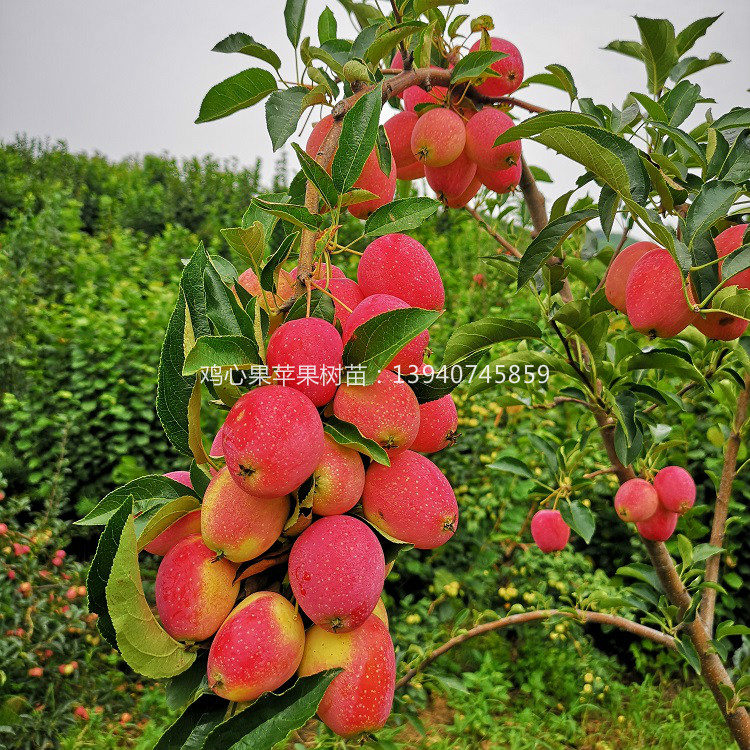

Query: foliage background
[0,138,745,749]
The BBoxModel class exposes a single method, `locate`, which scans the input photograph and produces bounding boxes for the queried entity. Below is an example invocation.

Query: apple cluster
[145,233,460,737]
[385,38,525,206]
[605,224,750,340]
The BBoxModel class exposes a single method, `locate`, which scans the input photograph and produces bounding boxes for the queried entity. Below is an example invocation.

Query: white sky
[1,1,749,202]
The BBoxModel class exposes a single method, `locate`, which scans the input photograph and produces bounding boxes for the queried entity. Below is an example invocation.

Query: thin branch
[701,374,750,633]
[464,205,521,257]
[396,608,675,689]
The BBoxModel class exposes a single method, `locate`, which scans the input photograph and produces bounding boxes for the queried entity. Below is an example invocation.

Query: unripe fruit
[223,385,325,498]
[298,616,395,738]
[362,451,458,549]
[333,369,420,456]
[425,149,477,199]
[530,510,570,552]
[358,234,445,310]
[626,249,697,338]
[614,478,659,523]
[410,394,458,453]
[309,435,366,516]
[207,591,304,702]
[144,509,202,556]
[396,160,425,181]
[289,516,385,633]
[476,162,522,194]
[636,504,678,542]
[155,535,239,642]
[163,470,193,489]
[384,111,419,170]
[653,466,696,515]
[342,59,370,84]
[604,242,661,314]
[469,38,524,97]
[201,467,289,562]
[715,224,750,288]
[343,294,429,369]
[465,108,521,171]
[403,84,448,112]
[266,318,343,406]
[445,176,482,208]
[411,108,466,167]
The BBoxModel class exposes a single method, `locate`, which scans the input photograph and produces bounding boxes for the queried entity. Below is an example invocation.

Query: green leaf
[366,21,426,65]
[154,694,226,750]
[675,15,722,56]
[318,7,337,44]
[628,91,668,122]
[204,260,254,338]
[285,0,308,48]
[707,287,750,322]
[331,84,382,192]
[675,635,701,674]
[615,391,639,447]
[488,455,533,479]
[265,87,310,151]
[203,671,341,750]
[260,232,298,294]
[718,129,750,184]
[720,243,750,284]
[183,335,260,376]
[626,351,707,385]
[324,416,389,465]
[212,33,282,69]
[661,80,701,127]
[684,181,739,248]
[712,108,750,132]
[376,124,392,177]
[406,354,481,403]
[285,289,336,324]
[543,63,577,102]
[635,16,678,95]
[196,68,278,123]
[516,209,598,289]
[86,496,132,648]
[221,223,266,266]
[494,112,599,146]
[165,653,210,711]
[648,122,706,167]
[450,50,508,84]
[252,197,323,230]
[343,307,441,384]
[598,185,619,240]
[363,197,441,236]
[414,0,467,13]
[603,40,643,61]
[291,142,339,209]
[136,496,201,552]
[616,563,662,590]
[670,52,729,83]
[107,510,197,678]
[560,501,595,544]
[77,475,199,526]
[443,318,543,366]
[716,621,750,640]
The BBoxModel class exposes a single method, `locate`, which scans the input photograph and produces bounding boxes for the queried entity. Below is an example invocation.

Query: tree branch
[395,608,675,689]
[701,374,750,633]
[464,205,521,257]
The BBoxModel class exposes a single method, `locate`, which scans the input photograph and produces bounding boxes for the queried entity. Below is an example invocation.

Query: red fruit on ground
[343,294,430,370]
[476,161,522,194]
[362,450,458,549]
[201,467,289,563]
[653,466,696,515]
[207,591,304,702]
[311,277,364,329]
[144,509,202,556]
[384,111,420,170]
[445,176,482,208]
[411,108,466,167]
[403,84,448,112]
[626,249,697,338]
[715,224,750,288]
[614,478,659,523]
[358,234,445,310]
[155,535,239,642]
[73,706,90,721]
[473,273,486,286]
[636,504,678,541]
[530,510,570,552]
[410,394,458,453]
[396,160,426,181]
[465,108,521,171]
[298,616,396,738]
[469,38,524,96]
[333,369,421,456]
[309,435,366,516]
[289,516,385,633]
[425,149,477,199]
[604,242,661,314]
[222,385,325,498]
[267,318,343,406]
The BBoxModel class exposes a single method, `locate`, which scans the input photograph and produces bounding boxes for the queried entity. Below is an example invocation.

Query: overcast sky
[1,1,749,201]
